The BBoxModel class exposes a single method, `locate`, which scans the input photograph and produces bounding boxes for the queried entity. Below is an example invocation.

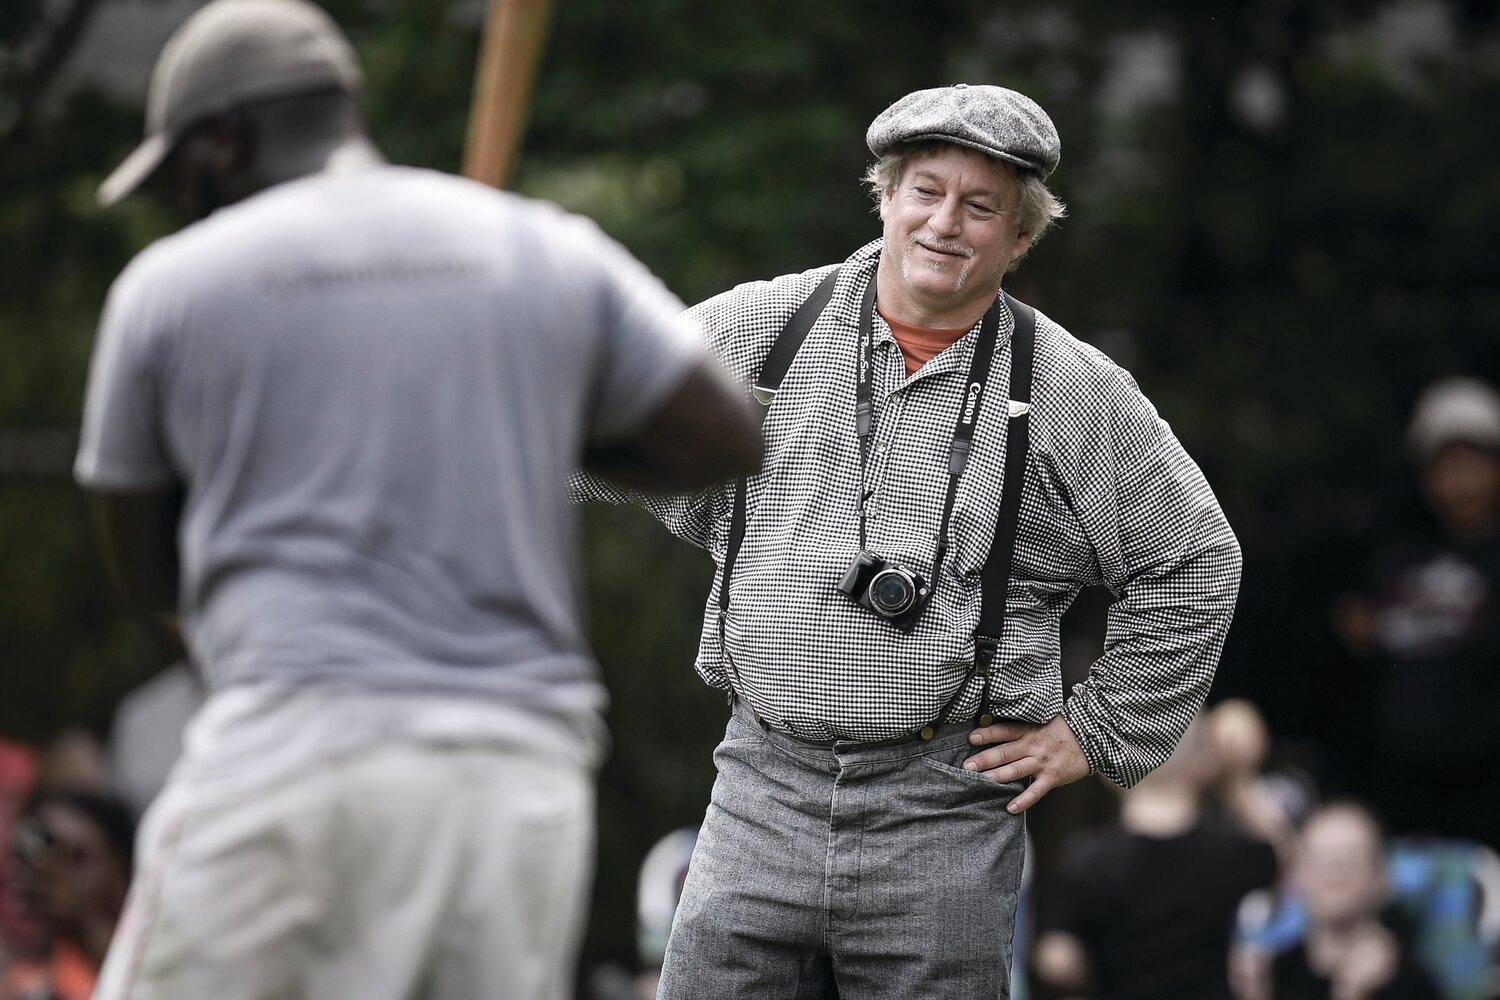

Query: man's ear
[174,113,255,219]
[878,185,894,222]
[212,109,255,174]
[1009,229,1035,265]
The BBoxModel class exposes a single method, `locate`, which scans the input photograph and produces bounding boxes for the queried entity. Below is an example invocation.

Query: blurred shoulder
[1055,823,1137,877]
[689,239,879,338]
[385,168,623,247]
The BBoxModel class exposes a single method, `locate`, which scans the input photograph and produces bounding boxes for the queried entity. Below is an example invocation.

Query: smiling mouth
[915,240,970,259]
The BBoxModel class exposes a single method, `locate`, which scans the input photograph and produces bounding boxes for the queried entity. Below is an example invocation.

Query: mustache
[908,232,973,258]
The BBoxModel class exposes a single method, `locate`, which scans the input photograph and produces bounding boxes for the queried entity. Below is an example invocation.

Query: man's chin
[905,269,967,299]
[903,253,963,282]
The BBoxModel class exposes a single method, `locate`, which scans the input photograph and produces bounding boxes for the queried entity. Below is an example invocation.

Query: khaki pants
[94,741,594,1000]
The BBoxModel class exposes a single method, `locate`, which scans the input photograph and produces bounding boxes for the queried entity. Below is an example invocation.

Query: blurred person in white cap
[74,1,763,998]
[573,82,1241,998]
[1406,376,1500,544]
[1335,375,1500,854]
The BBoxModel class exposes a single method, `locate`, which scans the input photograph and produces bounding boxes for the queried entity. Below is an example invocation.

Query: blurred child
[1247,802,1439,1000]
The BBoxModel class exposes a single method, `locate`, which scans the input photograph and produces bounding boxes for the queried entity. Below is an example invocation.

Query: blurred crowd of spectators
[0,664,200,1000]
[1020,375,1500,1000]
[1025,698,1495,999]
[3,376,1498,1000]
[1,734,133,1000]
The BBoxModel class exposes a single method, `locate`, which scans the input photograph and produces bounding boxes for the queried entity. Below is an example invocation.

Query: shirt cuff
[1062,702,1108,782]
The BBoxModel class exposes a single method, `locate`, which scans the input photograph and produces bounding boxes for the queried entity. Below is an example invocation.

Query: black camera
[838,550,931,631]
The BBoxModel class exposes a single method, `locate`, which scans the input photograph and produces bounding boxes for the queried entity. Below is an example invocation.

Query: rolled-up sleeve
[567,471,725,552]
[1060,369,1242,787]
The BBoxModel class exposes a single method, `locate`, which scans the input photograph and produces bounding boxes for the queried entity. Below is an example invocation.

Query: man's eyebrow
[909,170,1002,201]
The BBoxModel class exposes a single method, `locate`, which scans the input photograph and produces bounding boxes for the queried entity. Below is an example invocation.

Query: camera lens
[868,568,915,616]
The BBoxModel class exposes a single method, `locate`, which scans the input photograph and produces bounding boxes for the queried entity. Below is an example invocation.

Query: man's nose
[928,195,963,237]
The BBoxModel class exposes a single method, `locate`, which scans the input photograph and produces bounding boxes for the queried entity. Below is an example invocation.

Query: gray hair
[863,140,1066,267]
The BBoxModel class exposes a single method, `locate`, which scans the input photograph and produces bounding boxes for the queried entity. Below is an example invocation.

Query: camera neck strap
[855,277,1004,584]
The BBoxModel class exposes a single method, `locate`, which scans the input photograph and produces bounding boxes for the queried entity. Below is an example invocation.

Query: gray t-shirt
[76,166,700,783]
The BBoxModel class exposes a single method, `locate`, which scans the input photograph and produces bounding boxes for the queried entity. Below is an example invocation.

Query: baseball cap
[1407,376,1500,461]
[866,84,1061,178]
[98,0,364,207]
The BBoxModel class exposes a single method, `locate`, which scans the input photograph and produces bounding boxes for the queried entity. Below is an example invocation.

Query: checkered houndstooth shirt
[581,239,1241,787]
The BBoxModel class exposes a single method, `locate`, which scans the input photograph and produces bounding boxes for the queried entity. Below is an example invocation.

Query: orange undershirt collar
[877,307,974,374]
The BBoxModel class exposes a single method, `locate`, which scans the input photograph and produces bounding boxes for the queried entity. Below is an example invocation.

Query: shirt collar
[848,239,1016,381]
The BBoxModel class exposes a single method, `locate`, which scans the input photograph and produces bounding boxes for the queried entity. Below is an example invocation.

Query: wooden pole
[462,0,556,189]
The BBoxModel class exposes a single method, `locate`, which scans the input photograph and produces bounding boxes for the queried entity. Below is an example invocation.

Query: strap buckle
[948,438,972,476]
[974,634,1000,675]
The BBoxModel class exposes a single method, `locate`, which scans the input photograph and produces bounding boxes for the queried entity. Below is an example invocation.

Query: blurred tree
[0,0,172,741]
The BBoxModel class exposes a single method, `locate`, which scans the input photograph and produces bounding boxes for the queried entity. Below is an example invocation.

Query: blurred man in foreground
[75,2,760,998]
[577,83,1241,997]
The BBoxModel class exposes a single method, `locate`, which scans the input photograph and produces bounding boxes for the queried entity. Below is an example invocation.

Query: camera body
[838,550,931,631]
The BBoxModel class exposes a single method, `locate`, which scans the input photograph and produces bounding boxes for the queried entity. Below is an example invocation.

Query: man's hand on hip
[963,715,1090,814]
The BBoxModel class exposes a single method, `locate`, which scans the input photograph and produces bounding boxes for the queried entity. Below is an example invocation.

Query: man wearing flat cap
[577,83,1241,997]
[75,1,761,998]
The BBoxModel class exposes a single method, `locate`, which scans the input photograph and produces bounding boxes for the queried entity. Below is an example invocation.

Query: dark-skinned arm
[89,484,186,655]
[583,356,763,494]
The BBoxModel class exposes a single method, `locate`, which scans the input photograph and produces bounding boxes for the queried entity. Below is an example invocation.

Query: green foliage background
[4,0,1500,978]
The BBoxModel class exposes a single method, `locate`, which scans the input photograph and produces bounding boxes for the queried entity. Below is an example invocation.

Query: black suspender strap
[972,293,1036,721]
[718,268,841,624]
[751,269,842,406]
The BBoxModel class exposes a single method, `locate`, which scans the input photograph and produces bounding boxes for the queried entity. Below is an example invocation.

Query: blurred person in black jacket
[1032,708,1282,1000]
[1335,377,1500,852]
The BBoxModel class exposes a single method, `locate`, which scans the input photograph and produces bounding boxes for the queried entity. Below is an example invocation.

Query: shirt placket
[865,319,978,534]
[864,331,908,530]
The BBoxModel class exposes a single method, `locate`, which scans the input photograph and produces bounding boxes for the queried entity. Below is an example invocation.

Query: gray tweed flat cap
[867,84,1060,178]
